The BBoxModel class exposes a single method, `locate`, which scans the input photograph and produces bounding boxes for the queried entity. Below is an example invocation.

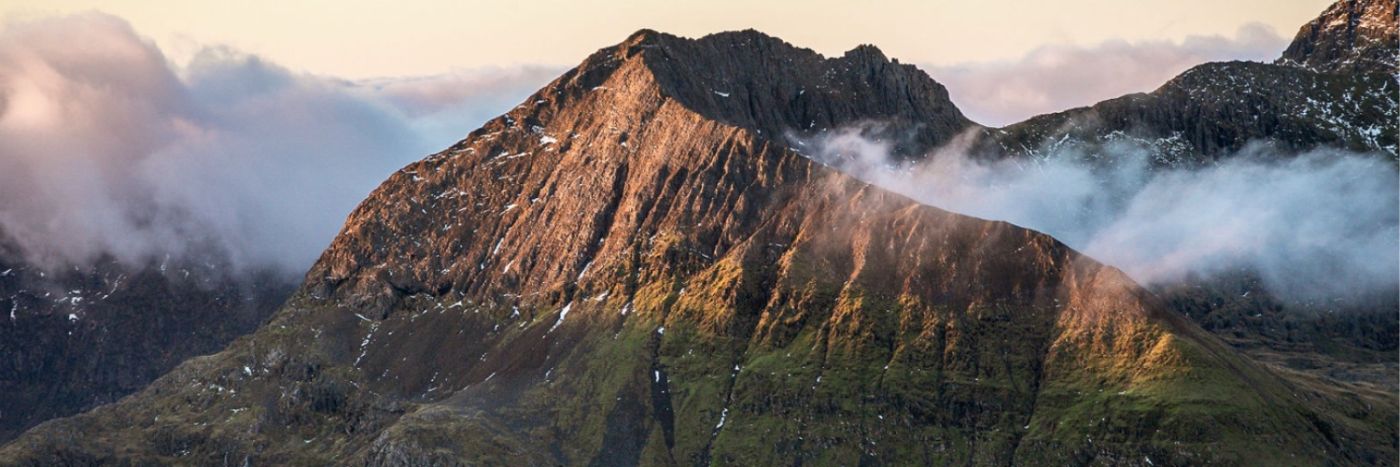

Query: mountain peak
[554,29,974,160]
[1278,0,1398,73]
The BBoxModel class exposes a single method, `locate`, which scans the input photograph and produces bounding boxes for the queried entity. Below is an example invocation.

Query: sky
[0,0,1332,125]
[0,1,1357,282]
[0,0,1331,79]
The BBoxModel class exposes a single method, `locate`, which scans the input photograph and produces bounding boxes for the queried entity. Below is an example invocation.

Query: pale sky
[0,0,1332,79]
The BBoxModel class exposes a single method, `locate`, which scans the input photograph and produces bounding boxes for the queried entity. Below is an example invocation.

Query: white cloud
[797,127,1399,304]
[0,12,558,275]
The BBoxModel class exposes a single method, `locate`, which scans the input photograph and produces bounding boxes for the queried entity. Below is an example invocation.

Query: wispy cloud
[797,127,1399,305]
[0,12,559,275]
[925,24,1289,126]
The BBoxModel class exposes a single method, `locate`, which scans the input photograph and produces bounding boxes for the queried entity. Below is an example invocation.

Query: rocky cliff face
[2,29,1392,466]
[0,238,292,443]
[1278,0,1398,74]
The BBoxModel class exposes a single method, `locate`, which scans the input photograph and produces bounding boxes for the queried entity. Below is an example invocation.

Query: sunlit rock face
[1278,0,1398,74]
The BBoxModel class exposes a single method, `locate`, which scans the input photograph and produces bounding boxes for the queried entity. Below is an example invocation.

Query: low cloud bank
[0,13,559,276]
[799,128,1399,305]
[926,24,1288,126]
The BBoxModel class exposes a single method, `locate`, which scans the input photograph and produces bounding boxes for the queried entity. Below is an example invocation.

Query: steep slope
[0,235,293,443]
[3,30,1392,465]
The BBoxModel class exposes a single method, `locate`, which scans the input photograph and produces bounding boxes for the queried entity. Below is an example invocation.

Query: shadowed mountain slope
[0,235,292,444]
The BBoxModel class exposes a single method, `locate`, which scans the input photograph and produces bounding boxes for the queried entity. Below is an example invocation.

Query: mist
[0,13,559,276]
[798,128,1400,305]
[926,24,1288,126]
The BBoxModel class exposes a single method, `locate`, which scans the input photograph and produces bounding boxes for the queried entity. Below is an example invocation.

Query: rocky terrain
[981,0,1396,165]
[0,236,293,443]
[1279,0,1398,74]
[1,26,1393,466]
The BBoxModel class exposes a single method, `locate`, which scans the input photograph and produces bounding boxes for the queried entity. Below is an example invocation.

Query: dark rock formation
[982,61,1396,165]
[0,238,293,443]
[981,0,1397,165]
[634,30,974,160]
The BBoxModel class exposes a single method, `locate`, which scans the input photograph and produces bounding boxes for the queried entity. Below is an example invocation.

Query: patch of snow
[548,302,574,333]
[577,260,594,281]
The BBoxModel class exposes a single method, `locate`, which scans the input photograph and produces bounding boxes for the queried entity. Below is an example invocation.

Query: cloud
[0,12,559,276]
[925,24,1289,126]
[796,127,1399,305]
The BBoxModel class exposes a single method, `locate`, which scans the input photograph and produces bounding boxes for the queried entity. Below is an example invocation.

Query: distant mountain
[975,0,1399,391]
[3,28,1391,466]
[0,235,293,443]
[981,0,1397,166]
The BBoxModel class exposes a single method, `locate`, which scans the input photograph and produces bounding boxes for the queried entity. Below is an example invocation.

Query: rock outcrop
[1278,0,1399,74]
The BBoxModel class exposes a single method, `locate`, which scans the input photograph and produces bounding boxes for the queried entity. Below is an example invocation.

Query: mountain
[0,236,293,443]
[1278,0,1398,73]
[3,29,1392,465]
[975,0,1399,390]
[981,0,1398,166]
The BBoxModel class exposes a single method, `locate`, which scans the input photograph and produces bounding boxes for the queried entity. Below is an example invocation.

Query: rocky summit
[1,26,1393,466]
